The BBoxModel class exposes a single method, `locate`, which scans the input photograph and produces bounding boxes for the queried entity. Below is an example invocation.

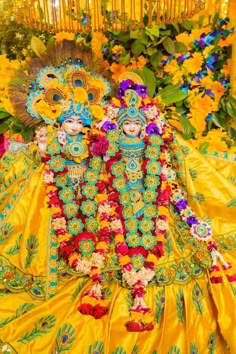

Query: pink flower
[92,137,109,156]
[116,242,129,255]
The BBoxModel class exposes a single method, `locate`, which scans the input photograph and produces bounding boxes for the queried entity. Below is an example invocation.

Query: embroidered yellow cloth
[0,135,236,353]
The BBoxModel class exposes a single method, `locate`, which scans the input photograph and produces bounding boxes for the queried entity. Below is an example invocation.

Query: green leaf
[146,47,157,56]
[131,40,145,57]
[0,111,11,119]
[137,67,157,97]
[21,127,35,143]
[130,29,145,39]
[31,36,47,58]
[158,85,188,105]
[162,37,175,55]
[0,119,12,133]
[212,112,228,130]
[228,127,236,140]
[174,41,187,52]
[181,20,194,31]
[150,51,162,68]
[120,52,131,66]
[227,199,236,208]
[179,117,196,139]
[226,101,236,119]
[198,142,209,154]
[145,25,160,39]
[46,36,55,50]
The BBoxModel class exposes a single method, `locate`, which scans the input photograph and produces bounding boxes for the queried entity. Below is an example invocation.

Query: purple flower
[206,55,218,71]
[136,85,148,98]
[186,216,199,226]
[205,89,215,98]
[120,79,135,91]
[177,54,190,63]
[146,123,160,135]
[102,121,117,132]
[175,199,188,210]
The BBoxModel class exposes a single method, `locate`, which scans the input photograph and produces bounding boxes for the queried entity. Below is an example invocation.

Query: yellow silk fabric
[0,136,236,353]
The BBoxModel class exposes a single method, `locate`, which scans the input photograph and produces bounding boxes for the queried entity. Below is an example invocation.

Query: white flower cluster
[123,267,155,287]
[75,253,105,274]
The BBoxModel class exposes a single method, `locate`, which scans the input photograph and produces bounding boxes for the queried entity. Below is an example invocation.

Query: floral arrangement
[101,16,236,152]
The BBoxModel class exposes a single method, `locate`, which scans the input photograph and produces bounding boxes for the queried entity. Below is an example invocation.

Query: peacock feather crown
[9,40,111,127]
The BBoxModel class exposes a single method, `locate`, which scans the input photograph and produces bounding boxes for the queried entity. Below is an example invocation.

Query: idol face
[61,116,84,135]
[122,118,142,137]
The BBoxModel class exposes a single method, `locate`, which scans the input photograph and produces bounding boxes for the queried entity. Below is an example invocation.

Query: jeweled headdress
[9,40,110,127]
[104,72,161,131]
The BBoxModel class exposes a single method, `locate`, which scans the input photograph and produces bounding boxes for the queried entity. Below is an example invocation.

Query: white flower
[76,258,92,274]
[156,219,168,231]
[110,219,123,232]
[43,171,54,184]
[91,253,105,268]
[145,106,159,120]
[52,217,66,230]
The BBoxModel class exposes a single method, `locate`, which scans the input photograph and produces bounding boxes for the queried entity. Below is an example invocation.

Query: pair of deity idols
[0,46,236,353]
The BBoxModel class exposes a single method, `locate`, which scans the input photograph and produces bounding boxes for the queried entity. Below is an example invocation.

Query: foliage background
[0,12,236,154]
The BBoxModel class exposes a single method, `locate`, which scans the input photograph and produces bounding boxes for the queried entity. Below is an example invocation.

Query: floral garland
[43,126,110,305]
[96,97,174,329]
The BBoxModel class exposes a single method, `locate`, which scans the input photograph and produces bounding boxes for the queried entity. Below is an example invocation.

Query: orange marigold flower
[175,32,194,50]
[164,59,179,75]
[221,59,231,77]
[110,63,128,81]
[183,52,203,74]
[119,255,130,265]
[168,119,182,132]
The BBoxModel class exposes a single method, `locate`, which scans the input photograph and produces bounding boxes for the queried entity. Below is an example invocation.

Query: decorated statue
[0,60,236,353]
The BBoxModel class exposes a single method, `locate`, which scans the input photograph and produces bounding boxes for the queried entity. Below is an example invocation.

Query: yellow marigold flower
[172,70,185,86]
[95,194,107,203]
[175,32,194,50]
[203,45,214,58]
[119,255,130,265]
[190,129,230,153]
[51,207,61,214]
[89,77,107,93]
[99,220,110,228]
[183,52,203,74]
[68,252,80,267]
[73,87,88,103]
[112,45,124,54]
[115,234,125,243]
[129,57,137,69]
[192,27,210,40]
[146,253,158,264]
[35,100,62,120]
[89,105,105,121]
[200,76,214,89]
[58,233,71,243]
[55,31,75,42]
[211,81,225,101]
[111,97,121,107]
[218,33,233,47]
[221,59,231,77]
[164,59,179,75]
[158,205,169,216]
[168,119,182,132]
[96,241,108,250]
[137,56,147,70]
[110,63,128,82]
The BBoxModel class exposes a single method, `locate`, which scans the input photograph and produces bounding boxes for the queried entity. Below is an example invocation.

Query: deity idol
[0,66,236,354]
